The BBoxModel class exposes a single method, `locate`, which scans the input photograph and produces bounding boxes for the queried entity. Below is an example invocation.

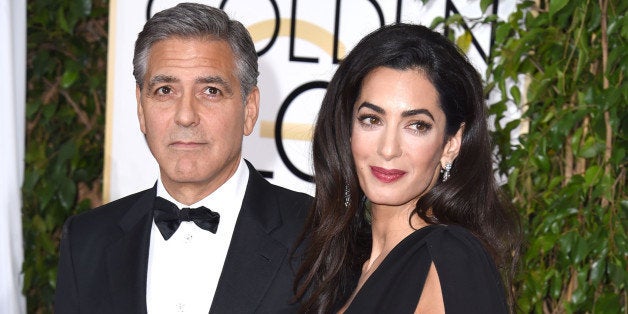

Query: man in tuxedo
[54,3,312,313]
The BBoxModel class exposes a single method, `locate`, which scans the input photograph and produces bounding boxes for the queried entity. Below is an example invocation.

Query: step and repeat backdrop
[105,0,515,201]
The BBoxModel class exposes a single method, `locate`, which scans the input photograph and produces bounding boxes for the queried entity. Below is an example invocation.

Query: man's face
[136,37,259,203]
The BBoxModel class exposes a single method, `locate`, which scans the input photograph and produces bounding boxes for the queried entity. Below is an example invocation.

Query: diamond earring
[441,163,452,182]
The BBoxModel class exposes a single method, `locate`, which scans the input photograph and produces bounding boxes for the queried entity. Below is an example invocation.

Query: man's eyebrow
[147,75,179,89]
[196,76,233,95]
[148,74,179,87]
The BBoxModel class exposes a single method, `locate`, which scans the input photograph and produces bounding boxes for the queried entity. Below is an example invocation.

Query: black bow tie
[153,197,220,240]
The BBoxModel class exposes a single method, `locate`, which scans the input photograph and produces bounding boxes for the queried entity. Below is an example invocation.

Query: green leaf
[23,170,41,192]
[556,70,565,93]
[550,271,563,299]
[480,0,493,13]
[445,14,464,27]
[579,137,605,158]
[535,234,559,253]
[42,102,58,120]
[494,21,512,44]
[595,293,621,313]
[57,8,70,34]
[32,215,47,233]
[589,257,606,286]
[49,268,57,289]
[26,100,41,118]
[584,166,601,186]
[510,85,521,105]
[573,236,590,264]
[39,181,55,209]
[57,177,77,210]
[608,259,628,289]
[559,231,577,260]
[429,16,445,29]
[38,231,55,253]
[58,140,77,163]
[61,68,79,89]
[456,31,472,53]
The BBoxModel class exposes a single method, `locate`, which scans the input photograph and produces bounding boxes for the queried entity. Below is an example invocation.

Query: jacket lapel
[210,162,289,313]
[105,186,156,313]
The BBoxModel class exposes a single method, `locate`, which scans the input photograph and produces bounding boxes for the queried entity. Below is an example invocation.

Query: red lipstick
[370,166,406,183]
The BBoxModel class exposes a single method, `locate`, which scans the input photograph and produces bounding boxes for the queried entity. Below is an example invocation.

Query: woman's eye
[358,115,379,125]
[411,121,432,133]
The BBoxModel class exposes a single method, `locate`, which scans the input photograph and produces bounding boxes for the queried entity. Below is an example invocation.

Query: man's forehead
[148,36,232,56]
[144,40,235,76]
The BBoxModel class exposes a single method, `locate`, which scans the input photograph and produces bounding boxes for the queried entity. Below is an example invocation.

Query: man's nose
[174,93,200,127]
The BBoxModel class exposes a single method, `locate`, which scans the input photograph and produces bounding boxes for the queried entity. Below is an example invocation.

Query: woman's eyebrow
[357,102,384,114]
[402,108,434,121]
[358,102,435,121]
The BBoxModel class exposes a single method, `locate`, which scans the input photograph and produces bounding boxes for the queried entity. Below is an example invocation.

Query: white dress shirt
[146,159,249,314]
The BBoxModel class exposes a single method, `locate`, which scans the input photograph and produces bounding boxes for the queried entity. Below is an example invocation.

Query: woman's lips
[370,166,406,183]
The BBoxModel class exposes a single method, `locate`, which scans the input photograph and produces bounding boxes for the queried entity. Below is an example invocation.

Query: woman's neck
[366,203,428,271]
[337,203,430,313]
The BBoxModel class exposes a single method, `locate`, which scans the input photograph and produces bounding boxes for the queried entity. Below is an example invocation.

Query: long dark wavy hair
[293,23,521,313]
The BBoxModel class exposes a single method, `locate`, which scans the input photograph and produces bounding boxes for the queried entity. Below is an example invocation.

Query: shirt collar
[156,158,250,214]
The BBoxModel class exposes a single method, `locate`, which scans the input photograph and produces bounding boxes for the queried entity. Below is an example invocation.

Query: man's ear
[243,86,260,136]
[441,123,464,167]
[136,85,147,134]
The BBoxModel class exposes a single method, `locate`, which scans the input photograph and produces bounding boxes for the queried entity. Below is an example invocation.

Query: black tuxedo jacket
[54,161,312,313]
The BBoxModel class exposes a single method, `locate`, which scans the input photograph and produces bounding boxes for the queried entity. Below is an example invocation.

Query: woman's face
[351,67,461,210]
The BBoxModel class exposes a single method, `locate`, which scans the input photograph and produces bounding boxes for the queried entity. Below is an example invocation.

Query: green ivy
[432,0,626,312]
[23,0,108,312]
[484,0,626,312]
[492,1,626,312]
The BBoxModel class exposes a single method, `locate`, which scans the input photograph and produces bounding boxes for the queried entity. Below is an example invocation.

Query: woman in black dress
[294,24,521,313]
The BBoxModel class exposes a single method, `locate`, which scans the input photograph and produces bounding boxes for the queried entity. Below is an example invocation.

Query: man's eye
[156,86,172,95]
[204,87,220,95]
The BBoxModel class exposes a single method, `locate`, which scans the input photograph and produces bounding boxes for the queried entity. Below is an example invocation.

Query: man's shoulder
[245,167,313,224]
[251,172,312,205]
[265,180,312,203]
[67,188,153,228]
[246,162,312,204]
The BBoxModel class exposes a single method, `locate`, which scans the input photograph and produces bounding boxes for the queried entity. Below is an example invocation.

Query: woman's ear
[441,123,464,167]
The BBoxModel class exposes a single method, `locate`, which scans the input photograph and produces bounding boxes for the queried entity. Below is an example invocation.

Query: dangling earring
[441,163,452,182]
[344,184,350,208]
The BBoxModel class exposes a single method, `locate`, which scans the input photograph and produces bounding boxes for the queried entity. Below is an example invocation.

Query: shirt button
[176,302,185,312]
[184,233,192,244]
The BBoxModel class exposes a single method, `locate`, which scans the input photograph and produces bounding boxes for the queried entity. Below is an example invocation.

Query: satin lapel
[210,162,287,313]
[105,186,156,313]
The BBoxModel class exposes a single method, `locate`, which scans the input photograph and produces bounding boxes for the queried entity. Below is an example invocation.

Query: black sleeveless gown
[344,224,509,313]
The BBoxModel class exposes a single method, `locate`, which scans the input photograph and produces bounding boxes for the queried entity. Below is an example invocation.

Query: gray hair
[133,2,258,101]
